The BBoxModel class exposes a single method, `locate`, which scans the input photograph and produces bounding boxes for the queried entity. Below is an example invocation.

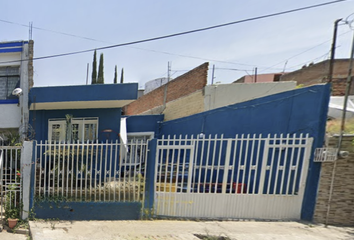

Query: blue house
[29,83,139,142]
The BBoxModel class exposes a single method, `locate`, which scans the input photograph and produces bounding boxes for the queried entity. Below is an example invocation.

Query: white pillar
[21,141,33,220]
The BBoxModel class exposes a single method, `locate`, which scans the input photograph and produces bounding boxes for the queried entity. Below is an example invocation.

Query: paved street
[28,220,354,240]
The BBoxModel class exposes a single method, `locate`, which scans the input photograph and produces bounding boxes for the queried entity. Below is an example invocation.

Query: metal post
[211,64,215,85]
[328,19,342,83]
[337,30,354,153]
[254,67,258,83]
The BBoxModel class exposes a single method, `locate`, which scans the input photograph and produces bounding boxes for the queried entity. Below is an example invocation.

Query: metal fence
[154,134,313,219]
[34,140,149,203]
[0,146,22,220]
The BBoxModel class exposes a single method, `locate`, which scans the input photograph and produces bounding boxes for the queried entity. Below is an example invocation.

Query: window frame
[48,117,99,143]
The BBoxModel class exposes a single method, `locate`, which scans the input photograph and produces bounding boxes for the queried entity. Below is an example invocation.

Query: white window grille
[48,118,98,142]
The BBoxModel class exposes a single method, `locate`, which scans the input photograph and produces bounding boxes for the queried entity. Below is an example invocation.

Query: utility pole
[29,22,33,40]
[254,67,258,83]
[86,63,89,85]
[328,19,342,83]
[163,62,171,112]
[211,64,215,84]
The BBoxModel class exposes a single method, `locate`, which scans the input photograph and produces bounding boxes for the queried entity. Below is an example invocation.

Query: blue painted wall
[34,201,141,220]
[125,115,163,136]
[159,84,331,221]
[29,108,121,142]
[29,83,138,103]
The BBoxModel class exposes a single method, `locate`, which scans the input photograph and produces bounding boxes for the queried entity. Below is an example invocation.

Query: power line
[0,0,346,65]
[259,29,352,73]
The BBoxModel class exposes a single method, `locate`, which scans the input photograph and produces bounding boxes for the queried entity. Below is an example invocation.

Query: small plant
[4,184,22,229]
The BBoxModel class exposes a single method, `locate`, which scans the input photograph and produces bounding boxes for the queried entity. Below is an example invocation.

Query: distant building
[234,73,285,83]
[280,59,354,96]
[0,40,34,141]
[144,77,169,94]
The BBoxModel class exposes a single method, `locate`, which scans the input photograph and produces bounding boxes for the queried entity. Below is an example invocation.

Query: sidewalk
[29,220,354,240]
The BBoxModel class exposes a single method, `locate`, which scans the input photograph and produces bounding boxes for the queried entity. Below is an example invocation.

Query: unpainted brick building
[280,59,354,96]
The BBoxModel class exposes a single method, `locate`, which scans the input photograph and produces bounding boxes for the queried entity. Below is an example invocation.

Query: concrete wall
[0,103,21,128]
[124,63,208,119]
[314,135,354,226]
[204,82,296,111]
[163,90,204,121]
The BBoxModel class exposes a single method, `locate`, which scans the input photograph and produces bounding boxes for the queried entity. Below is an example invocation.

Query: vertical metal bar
[75,142,79,200]
[174,136,182,193]
[39,142,43,198]
[94,141,99,201]
[123,139,128,202]
[44,141,48,197]
[240,134,250,195]
[57,141,61,196]
[66,143,71,198]
[280,134,291,194]
[222,139,232,194]
[61,143,65,197]
[192,135,199,193]
[168,136,176,215]
[85,140,89,201]
[235,134,244,194]
[109,141,113,201]
[33,142,37,198]
[273,134,283,195]
[209,134,217,193]
[52,142,56,196]
[252,134,262,194]
[187,136,195,194]
[80,142,84,200]
[229,135,238,194]
[90,141,94,201]
[259,135,270,194]
[286,135,296,195]
[197,137,205,193]
[180,136,187,194]
[99,142,104,201]
[266,134,277,194]
[113,140,118,201]
[292,134,303,195]
[246,134,256,194]
[297,135,312,196]
[213,135,223,193]
[203,135,212,193]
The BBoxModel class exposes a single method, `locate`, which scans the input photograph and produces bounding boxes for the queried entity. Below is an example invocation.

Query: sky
[1,0,354,88]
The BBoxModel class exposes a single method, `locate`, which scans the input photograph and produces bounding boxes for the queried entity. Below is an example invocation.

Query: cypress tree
[91,50,97,84]
[120,68,124,84]
[97,53,104,84]
[114,65,117,84]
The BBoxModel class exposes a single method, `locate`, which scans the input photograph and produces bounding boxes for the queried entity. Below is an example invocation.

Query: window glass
[51,124,62,141]
[48,118,98,142]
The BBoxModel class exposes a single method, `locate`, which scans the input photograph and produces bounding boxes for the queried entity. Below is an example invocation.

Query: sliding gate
[154,134,313,220]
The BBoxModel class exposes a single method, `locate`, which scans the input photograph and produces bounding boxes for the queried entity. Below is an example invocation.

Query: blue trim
[0,42,24,48]
[34,202,142,220]
[29,83,138,104]
[0,99,19,104]
[0,47,22,53]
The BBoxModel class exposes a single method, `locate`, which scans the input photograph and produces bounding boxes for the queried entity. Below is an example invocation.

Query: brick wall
[124,62,208,118]
[28,40,34,89]
[281,59,354,96]
[314,135,354,226]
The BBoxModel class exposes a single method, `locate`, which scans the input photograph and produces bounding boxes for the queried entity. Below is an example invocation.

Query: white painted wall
[0,104,21,128]
[0,52,21,66]
[204,82,297,111]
